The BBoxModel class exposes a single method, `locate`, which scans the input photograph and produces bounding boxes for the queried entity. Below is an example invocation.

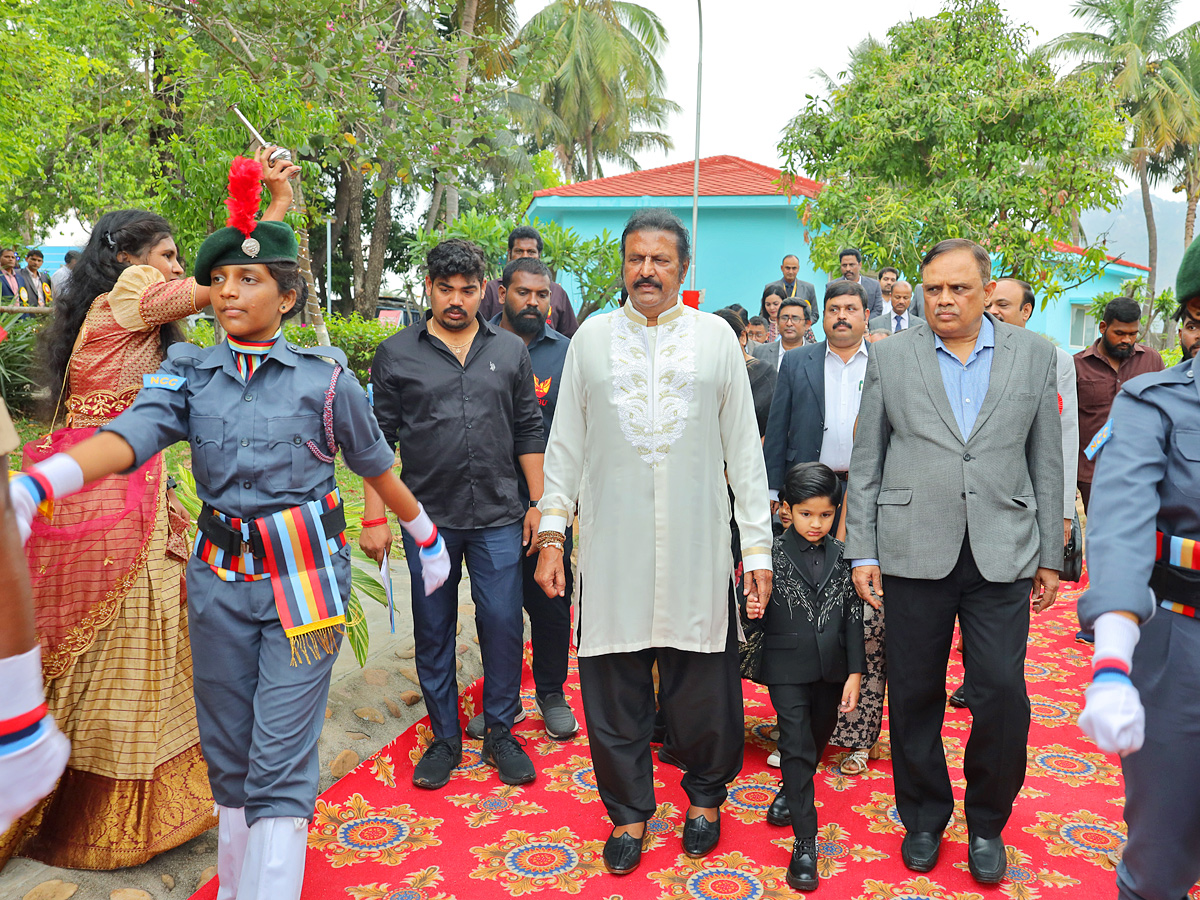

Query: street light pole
[690,0,702,291]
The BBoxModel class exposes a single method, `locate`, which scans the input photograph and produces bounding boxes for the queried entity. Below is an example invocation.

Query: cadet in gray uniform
[10,163,451,900]
[1077,236,1200,900]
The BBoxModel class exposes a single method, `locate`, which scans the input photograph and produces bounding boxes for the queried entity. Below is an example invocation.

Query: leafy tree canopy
[779,0,1127,302]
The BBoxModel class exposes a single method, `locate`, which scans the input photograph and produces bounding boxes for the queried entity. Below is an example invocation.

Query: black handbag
[1062,512,1083,583]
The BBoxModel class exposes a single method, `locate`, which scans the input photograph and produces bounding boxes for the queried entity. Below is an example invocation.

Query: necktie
[895,314,904,332]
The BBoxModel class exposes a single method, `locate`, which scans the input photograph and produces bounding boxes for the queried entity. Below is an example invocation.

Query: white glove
[9,477,38,546]
[418,533,451,596]
[1079,677,1145,755]
[0,716,70,831]
[10,454,86,546]
[0,647,71,830]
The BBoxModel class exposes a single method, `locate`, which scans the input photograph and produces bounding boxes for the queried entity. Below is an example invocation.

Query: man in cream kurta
[535,208,773,873]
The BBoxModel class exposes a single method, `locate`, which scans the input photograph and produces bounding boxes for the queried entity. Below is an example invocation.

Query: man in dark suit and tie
[764,254,817,309]
[828,248,883,319]
[763,282,871,506]
[869,281,921,334]
[845,239,1063,886]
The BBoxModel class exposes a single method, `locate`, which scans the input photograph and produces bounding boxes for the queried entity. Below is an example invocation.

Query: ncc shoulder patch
[1084,416,1113,460]
[142,373,186,391]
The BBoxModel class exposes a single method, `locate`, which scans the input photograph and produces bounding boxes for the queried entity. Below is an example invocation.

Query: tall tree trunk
[584,132,596,181]
[292,179,331,347]
[442,0,480,223]
[346,161,366,312]
[424,179,445,234]
[359,81,401,317]
[1186,186,1197,249]
[1138,155,1158,300]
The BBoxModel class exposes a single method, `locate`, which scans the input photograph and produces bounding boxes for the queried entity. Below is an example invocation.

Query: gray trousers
[1117,609,1200,900]
[186,549,346,827]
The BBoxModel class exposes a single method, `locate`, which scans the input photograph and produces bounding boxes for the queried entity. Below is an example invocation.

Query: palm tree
[1166,37,1200,247]
[515,0,679,181]
[1046,0,1200,296]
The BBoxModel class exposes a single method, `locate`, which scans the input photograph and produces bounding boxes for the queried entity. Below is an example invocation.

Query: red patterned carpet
[191,577,1200,900]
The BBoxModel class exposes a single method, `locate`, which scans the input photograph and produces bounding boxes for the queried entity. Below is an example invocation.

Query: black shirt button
[293,436,302,445]
[963,452,972,461]
[243,480,251,489]
[194,436,202,445]
[244,394,253,402]
[240,438,249,447]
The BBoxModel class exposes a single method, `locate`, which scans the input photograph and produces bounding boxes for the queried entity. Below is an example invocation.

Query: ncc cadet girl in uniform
[10,158,452,900]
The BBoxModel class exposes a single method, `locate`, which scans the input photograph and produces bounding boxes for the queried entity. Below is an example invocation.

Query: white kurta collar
[622,299,685,326]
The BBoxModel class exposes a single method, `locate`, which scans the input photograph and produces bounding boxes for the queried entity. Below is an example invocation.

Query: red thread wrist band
[360,517,388,528]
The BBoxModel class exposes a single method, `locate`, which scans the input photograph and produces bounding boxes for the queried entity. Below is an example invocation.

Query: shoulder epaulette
[287,343,350,369]
[165,341,206,366]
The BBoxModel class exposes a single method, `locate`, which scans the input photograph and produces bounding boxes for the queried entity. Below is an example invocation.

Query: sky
[512,0,1180,197]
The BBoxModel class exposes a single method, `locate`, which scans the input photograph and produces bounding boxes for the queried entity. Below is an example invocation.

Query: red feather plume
[225,156,262,239]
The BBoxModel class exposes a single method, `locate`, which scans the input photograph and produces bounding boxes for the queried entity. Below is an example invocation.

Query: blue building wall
[528,194,827,317]
[527,193,1146,352]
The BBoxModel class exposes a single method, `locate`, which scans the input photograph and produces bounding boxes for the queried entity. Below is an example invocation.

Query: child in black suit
[746,462,865,891]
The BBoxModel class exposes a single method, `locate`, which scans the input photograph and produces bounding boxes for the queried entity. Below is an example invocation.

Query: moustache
[833,321,851,328]
[634,278,662,290]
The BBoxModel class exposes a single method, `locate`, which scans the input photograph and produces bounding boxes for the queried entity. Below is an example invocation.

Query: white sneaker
[767,749,781,768]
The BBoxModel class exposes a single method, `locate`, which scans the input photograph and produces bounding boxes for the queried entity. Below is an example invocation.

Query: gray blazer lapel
[968,325,1016,441]
[914,327,965,445]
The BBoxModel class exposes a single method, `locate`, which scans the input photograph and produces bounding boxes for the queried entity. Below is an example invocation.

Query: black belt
[1150,560,1200,606]
[198,500,346,559]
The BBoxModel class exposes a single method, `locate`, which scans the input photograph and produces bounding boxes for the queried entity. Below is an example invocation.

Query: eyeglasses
[779,314,807,324]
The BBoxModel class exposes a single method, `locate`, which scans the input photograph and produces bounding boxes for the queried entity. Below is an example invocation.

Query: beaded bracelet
[360,517,388,528]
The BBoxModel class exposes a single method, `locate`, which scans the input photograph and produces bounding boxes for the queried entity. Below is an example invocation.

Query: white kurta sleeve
[716,328,773,571]
[538,337,586,535]
[1057,349,1080,519]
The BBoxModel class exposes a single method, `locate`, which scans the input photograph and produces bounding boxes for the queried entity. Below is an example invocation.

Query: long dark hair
[41,210,182,414]
[760,283,787,319]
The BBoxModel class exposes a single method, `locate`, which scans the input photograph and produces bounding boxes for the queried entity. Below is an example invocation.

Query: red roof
[1052,240,1150,272]
[533,158,1148,271]
[531,155,820,200]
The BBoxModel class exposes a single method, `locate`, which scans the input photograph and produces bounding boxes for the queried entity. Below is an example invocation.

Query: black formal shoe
[602,829,644,875]
[657,746,688,771]
[650,723,667,745]
[766,788,791,827]
[412,739,463,789]
[786,836,819,892]
[900,830,941,872]
[948,686,968,709]
[967,834,1007,884]
[682,812,720,858]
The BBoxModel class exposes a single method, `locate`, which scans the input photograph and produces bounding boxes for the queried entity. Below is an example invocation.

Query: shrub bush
[182,313,401,384]
[0,314,45,411]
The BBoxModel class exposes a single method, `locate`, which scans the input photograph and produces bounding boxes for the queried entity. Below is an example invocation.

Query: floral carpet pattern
[191,576,1200,899]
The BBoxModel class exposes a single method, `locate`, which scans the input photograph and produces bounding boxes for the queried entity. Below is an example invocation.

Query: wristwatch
[529,499,541,509]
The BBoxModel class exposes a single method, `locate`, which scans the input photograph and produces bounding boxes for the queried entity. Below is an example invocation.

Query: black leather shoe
[967,834,1007,884]
[948,686,968,709]
[682,812,720,858]
[766,788,791,827]
[786,836,819,892]
[603,830,644,875]
[900,830,941,872]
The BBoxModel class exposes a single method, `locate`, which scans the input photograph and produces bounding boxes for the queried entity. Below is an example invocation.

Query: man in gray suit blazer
[868,281,922,334]
[845,240,1063,886]
[829,248,883,318]
[764,254,817,309]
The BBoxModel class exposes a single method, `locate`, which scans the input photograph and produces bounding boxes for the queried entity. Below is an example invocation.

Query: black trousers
[884,537,1031,839]
[769,680,843,838]
[522,528,573,699]
[577,617,744,825]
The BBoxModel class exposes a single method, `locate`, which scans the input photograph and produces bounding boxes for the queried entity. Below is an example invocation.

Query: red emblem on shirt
[534,374,552,407]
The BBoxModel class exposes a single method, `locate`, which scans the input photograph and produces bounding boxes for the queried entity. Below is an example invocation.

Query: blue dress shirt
[933,315,995,441]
